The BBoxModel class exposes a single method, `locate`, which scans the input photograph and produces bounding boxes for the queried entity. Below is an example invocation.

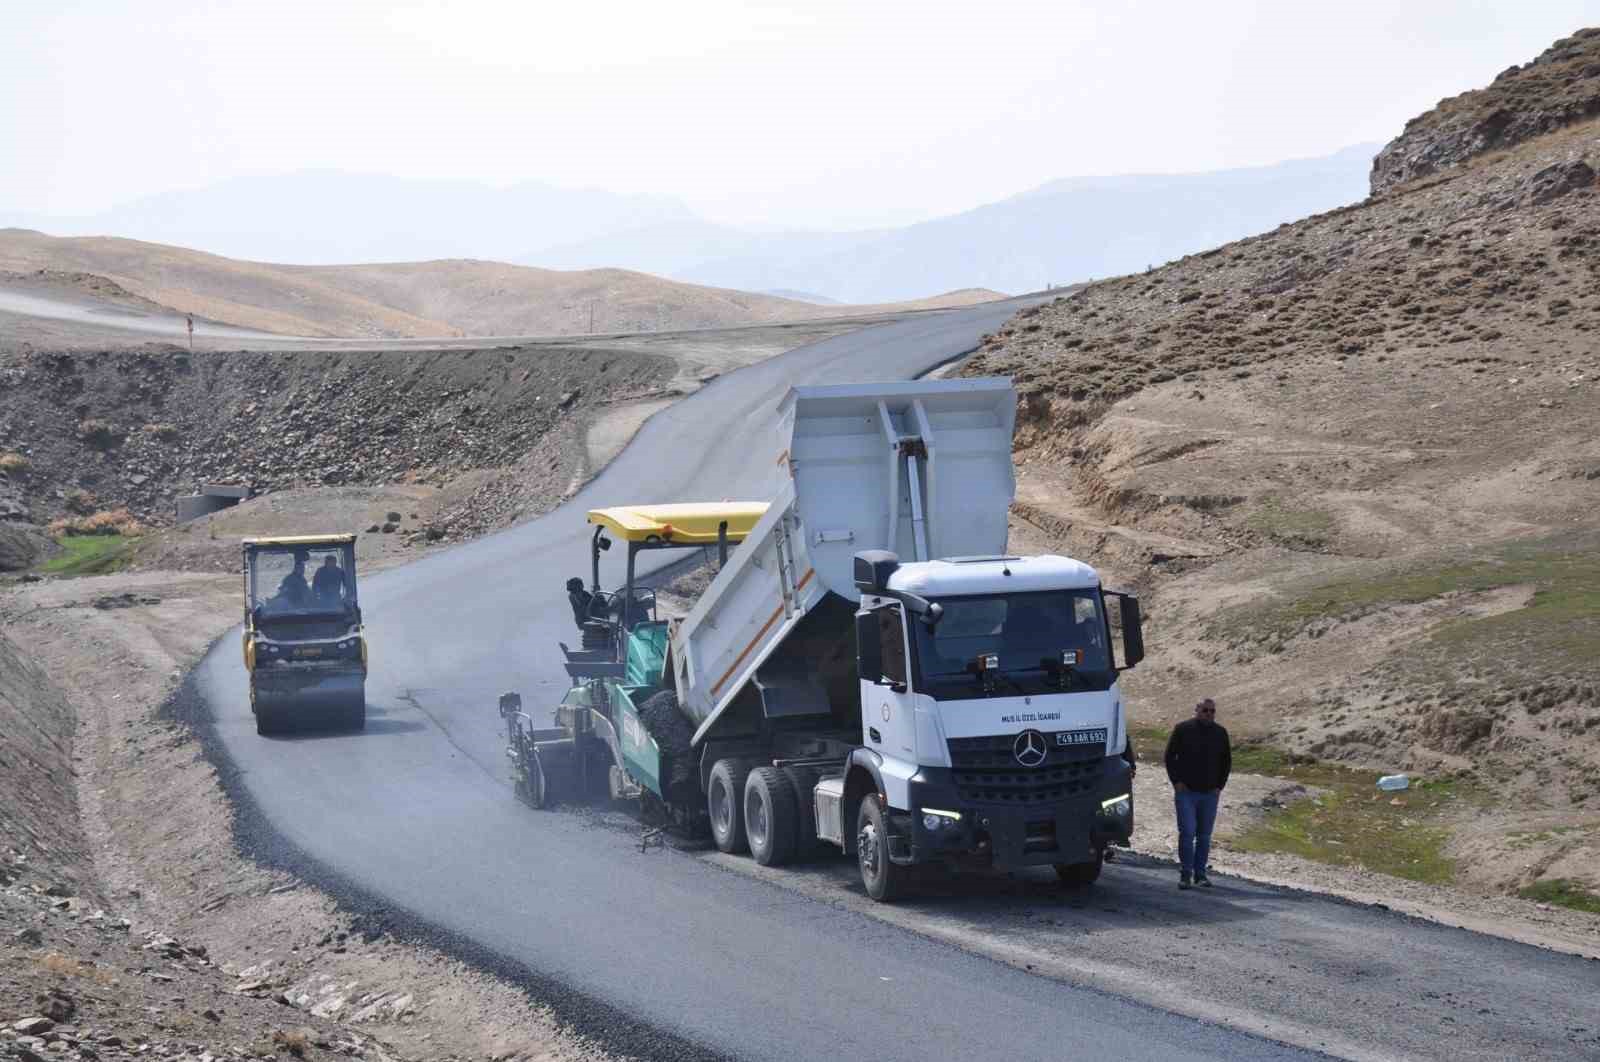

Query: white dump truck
[499,377,1144,900]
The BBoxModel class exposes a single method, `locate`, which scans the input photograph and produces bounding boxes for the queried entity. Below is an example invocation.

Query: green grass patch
[1517,878,1600,915]
[1130,724,1171,764]
[1212,534,1600,667]
[41,534,139,577]
[1231,760,1464,884]
[1245,496,1335,549]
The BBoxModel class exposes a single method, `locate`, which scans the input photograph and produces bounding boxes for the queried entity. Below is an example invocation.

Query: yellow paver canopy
[587,503,768,545]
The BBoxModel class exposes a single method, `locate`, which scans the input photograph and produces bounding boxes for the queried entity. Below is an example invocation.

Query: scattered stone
[13,927,43,945]
[39,989,75,1023]
[13,1017,55,1035]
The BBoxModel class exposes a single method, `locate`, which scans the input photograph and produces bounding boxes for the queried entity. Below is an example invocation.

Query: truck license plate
[295,647,323,657]
[1056,728,1107,746]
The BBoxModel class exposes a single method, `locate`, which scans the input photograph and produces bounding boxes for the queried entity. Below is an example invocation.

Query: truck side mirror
[1107,592,1145,670]
[855,611,882,684]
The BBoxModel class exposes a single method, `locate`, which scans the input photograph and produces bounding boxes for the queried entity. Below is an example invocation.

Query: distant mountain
[2,145,1378,301]
[0,229,1001,339]
[762,289,841,305]
[521,219,884,288]
[672,144,1381,303]
[0,172,695,265]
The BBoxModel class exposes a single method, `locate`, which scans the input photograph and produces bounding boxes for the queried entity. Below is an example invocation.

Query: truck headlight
[1100,793,1132,817]
[921,808,962,831]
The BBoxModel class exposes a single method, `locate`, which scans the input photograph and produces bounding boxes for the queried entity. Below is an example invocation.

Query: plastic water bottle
[1377,774,1410,792]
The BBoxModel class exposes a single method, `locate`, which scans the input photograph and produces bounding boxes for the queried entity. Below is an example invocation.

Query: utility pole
[588,300,595,334]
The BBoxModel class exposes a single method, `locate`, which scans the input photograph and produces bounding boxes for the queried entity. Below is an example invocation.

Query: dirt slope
[0,230,1003,339]
[965,31,1600,902]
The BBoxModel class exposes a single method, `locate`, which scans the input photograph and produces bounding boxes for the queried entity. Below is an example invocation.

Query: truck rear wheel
[745,767,798,866]
[780,766,823,861]
[856,794,910,902]
[1055,850,1104,888]
[708,758,755,853]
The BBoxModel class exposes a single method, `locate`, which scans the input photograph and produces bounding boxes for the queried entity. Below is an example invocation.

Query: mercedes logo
[1013,729,1047,768]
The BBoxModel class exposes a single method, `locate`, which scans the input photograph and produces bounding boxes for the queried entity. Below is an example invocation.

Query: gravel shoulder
[0,571,606,1062]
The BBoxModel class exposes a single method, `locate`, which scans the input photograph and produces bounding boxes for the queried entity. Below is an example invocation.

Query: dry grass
[36,951,117,985]
[271,1028,310,1057]
[62,488,96,515]
[0,452,28,476]
[48,508,145,537]
[76,418,124,451]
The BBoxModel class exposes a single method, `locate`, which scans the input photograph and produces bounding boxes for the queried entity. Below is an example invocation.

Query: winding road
[187,301,1600,1062]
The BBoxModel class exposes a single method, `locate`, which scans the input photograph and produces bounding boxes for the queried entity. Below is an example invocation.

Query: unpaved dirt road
[179,300,1600,1062]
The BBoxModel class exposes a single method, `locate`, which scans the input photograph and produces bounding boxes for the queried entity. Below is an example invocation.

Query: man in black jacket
[1164,698,1231,889]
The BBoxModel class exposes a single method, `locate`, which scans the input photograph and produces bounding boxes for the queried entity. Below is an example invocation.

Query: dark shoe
[1194,875,1213,888]
[1103,847,1118,862]
[1179,872,1192,890]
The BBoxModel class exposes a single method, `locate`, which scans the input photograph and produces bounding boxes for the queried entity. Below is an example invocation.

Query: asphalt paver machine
[499,504,766,810]
[242,534,367,735]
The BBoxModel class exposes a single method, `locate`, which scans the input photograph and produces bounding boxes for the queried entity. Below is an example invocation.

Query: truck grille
[948,734,1104,806]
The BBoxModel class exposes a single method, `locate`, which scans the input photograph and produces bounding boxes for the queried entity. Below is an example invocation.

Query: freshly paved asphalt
[187,300,1599,1061]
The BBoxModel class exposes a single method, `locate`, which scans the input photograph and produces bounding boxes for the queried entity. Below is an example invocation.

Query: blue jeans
[1175,789,1220,877]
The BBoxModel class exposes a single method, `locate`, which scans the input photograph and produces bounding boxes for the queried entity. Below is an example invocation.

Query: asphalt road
[188,301,1600,1062]
[0,287,285,340]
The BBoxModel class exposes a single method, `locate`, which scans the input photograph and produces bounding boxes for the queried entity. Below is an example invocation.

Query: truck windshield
[910,590,1111,700]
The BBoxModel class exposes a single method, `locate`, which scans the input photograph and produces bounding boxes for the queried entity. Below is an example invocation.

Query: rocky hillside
[966,30,1600,900]
[0,344,672,562]
[1372,27,1600,193]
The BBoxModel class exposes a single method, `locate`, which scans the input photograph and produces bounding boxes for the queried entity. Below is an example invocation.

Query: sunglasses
[1197,707,1216,714]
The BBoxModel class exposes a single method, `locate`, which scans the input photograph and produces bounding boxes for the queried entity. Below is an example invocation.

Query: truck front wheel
[708,758,755,853]
[1055,850,1104,888]
[856,794,910,902]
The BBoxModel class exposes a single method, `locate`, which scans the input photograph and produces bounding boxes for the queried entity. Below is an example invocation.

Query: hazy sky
[6,0,1598,228]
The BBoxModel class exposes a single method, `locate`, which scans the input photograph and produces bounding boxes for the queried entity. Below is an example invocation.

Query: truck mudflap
[252,664,366,731]
[900,756,1133,869]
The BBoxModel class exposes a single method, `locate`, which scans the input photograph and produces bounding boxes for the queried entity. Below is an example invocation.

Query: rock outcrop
[1371,27,1600,194]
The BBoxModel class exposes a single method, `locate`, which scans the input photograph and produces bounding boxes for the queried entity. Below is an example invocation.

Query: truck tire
[344,699,367,732]
[780,765,823,861]
[254,703,276,736]
[856,794,910,902]
[745,767,799,866]
[636,690,696,800]
[1055,850,1104,888]
[708,758,755,853]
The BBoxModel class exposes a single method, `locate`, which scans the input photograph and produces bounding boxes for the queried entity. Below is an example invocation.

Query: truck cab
[846,551,1140,894]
